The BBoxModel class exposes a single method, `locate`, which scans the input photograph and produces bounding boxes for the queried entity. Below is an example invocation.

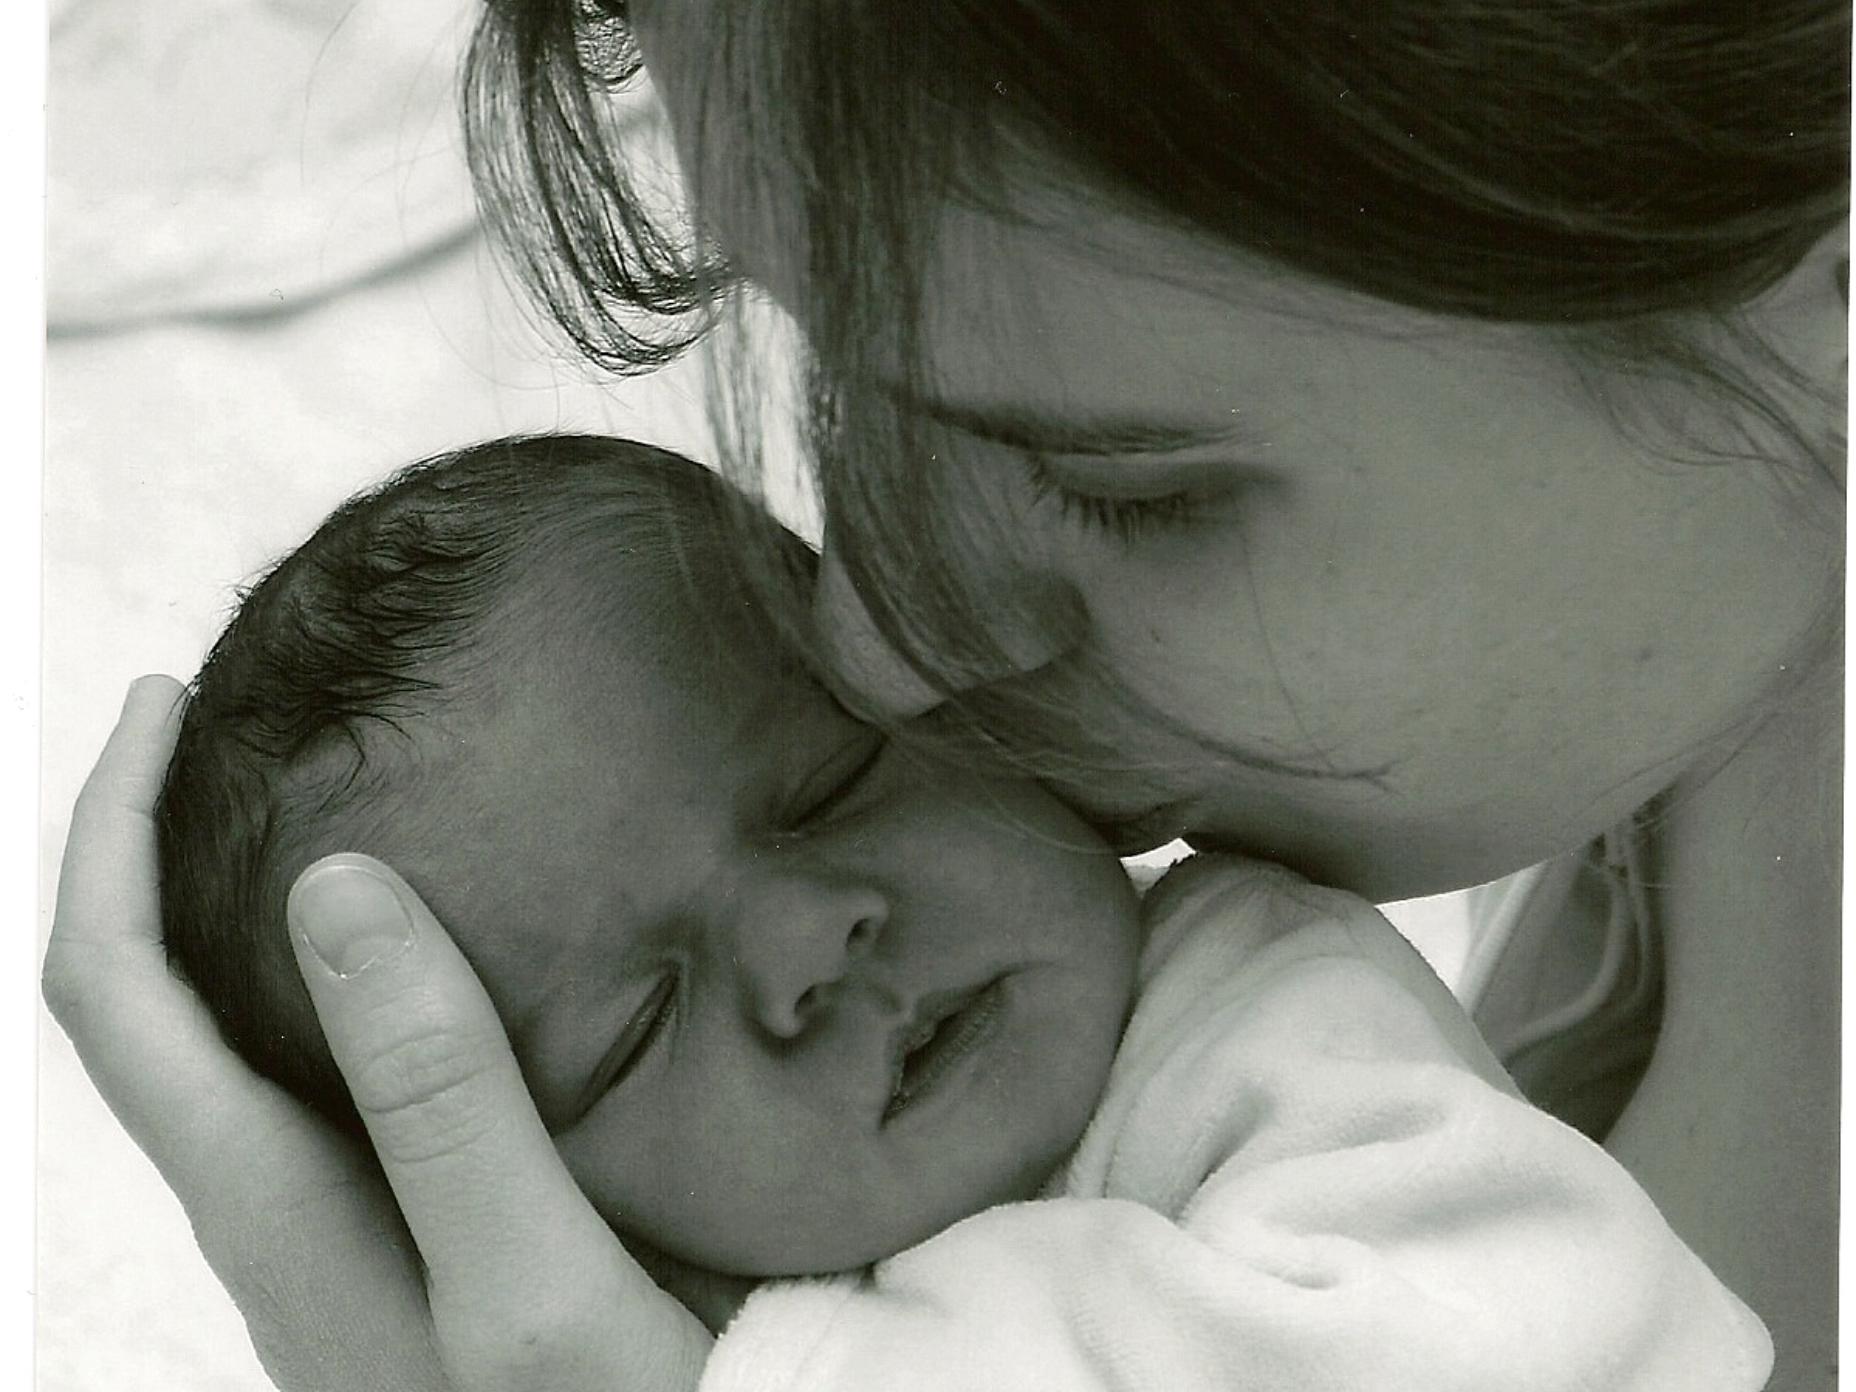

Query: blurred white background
[36,4,1475,1387]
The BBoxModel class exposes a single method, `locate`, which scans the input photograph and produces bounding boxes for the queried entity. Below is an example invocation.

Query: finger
[288,854,710,1390]
[48,674,282,1168]
[89,672,185,798]
[43,674,254,1166]
[49,674,183,952]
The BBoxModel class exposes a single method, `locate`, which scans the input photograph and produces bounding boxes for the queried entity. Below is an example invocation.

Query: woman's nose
[812,547,1085,722]
[730,871,891,1039]
[812,552,947,720]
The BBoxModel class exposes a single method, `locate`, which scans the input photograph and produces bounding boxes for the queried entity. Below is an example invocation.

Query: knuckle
[344,1015,484,1115]
[344,1021,504,1166]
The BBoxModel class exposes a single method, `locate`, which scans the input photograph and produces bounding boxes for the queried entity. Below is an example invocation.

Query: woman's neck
[1608,636,1842,1392]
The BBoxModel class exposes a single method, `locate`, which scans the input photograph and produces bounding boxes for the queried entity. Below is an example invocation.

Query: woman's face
[632,10,1845,902]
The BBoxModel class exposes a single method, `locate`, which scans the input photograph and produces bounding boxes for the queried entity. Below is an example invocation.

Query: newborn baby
[158,434,1770,1389]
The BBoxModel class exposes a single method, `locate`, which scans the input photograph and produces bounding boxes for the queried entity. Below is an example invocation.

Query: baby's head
[158,434,1139,1280]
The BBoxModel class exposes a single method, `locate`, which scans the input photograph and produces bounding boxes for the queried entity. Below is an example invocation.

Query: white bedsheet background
[38,5,1474,1388]
[50,0,477,327]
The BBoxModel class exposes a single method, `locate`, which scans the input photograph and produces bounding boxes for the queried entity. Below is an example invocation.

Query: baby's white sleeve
[699,861,1771,1392]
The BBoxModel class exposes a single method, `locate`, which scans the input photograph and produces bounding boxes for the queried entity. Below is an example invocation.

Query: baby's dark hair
[157,433,799,1137]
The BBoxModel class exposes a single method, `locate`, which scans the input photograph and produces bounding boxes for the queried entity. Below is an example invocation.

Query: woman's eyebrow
[901,393,1253,459]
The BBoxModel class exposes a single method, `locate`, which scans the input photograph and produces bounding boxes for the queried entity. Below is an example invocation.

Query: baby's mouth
[882,978,1007,1123]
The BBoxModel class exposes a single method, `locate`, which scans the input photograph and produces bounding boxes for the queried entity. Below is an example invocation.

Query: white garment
[702,857,1770,1392]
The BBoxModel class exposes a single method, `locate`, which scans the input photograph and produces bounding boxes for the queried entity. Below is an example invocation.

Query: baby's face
[397,598,1140,1276]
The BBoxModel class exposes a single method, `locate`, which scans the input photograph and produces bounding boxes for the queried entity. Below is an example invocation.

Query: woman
[47,2,1845,1389]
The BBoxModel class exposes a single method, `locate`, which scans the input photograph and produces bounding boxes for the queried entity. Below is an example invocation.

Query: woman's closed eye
[1020,453,1237,545]
[591,972,678,1101]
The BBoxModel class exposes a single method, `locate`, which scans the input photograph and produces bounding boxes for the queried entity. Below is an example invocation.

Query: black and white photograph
[35,3,1847,1389]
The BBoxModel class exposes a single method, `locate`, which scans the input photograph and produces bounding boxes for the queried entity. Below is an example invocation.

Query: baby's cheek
[942,781,1133,921]
[596,1081,900,1276]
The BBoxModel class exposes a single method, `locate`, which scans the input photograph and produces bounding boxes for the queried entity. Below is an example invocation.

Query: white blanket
[702,858,1770,1391]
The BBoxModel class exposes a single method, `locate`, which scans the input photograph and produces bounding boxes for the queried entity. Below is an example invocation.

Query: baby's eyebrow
[899,392,1253,459]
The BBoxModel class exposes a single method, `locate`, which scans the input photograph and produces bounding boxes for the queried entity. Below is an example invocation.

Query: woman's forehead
[904,202,1495,454]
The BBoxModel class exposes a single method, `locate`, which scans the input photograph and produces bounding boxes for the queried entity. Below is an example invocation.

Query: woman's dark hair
[157,434,792,1135]
[462,1,1847,738]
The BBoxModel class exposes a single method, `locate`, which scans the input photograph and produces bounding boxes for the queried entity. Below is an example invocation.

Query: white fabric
[47,0,682,328]
[48,0,476,325]
[702,858,1770,1392]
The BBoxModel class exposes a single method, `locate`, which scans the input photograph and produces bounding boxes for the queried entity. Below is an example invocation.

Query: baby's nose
[811,548,1086,722]
[733,871,890,1039]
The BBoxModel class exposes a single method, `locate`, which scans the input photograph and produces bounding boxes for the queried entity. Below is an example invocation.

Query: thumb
[288,854,709,1391]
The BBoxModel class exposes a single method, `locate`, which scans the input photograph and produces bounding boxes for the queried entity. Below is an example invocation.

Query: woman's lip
[882,978,1007,1123]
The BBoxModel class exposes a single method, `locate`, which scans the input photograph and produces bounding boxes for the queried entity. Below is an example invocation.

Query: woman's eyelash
[1021,455,1207,543]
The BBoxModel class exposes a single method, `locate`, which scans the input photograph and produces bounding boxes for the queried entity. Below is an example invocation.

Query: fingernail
[124,675,166,711]
[289,859,415,978]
